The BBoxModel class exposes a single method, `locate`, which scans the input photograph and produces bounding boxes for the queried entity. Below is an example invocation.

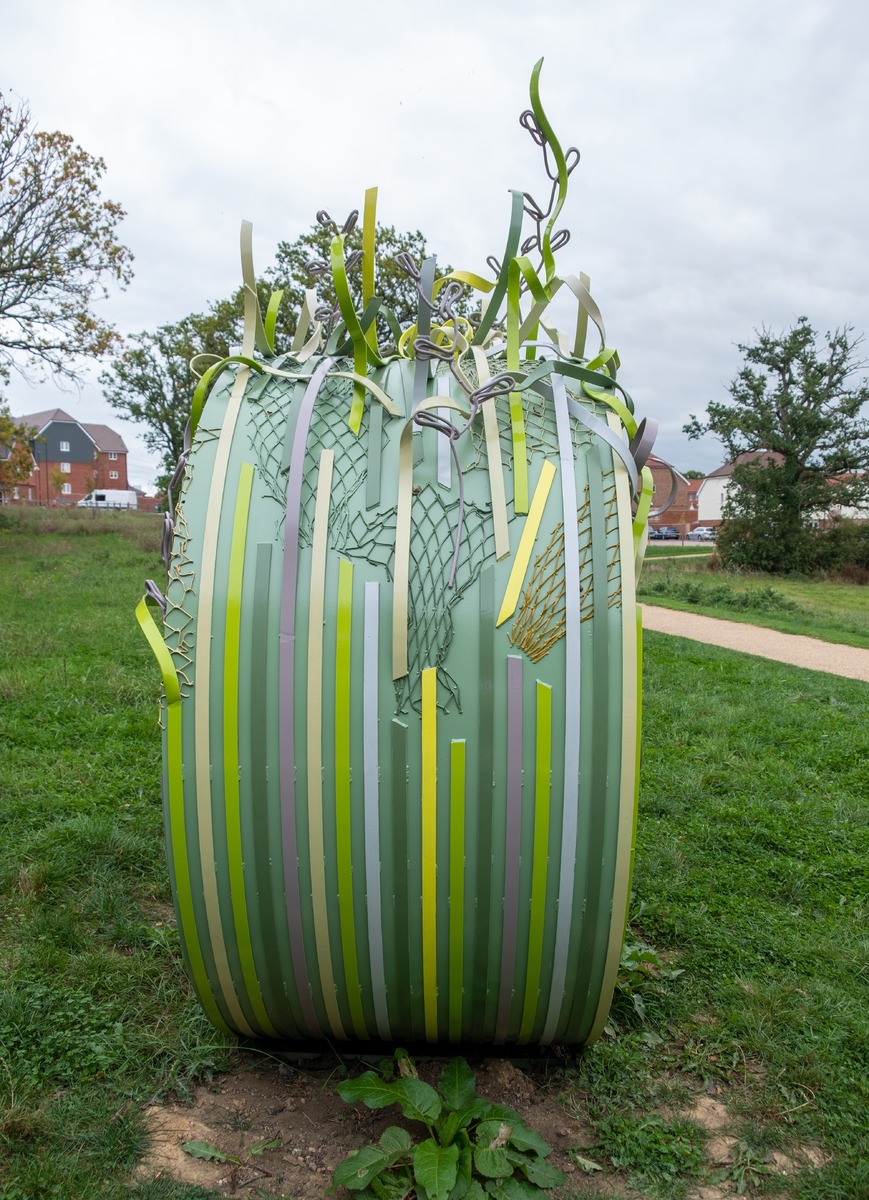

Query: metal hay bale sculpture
[138,60,659,1046]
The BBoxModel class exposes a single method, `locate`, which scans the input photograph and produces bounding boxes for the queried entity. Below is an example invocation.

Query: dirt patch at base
[138,1053,831,1199]
[138,1055,605,1199]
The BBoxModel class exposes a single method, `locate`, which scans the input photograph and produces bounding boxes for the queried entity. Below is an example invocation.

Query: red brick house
[646,454,697,533]
[4,408,129,506]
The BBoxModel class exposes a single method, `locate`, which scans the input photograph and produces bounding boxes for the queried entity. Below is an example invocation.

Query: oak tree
[685,317,869,572]
[0,90,133,389]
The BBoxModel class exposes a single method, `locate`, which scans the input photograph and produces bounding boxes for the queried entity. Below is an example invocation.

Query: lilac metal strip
[495,654,524,1043]
[278,355,335,1036]
[542,373,583,1043]
[364,582,391,1039]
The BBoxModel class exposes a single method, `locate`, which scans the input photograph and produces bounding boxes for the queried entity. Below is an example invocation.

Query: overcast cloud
[4,0,868,487]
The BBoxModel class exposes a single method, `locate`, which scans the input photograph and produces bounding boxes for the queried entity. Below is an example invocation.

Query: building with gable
[1,408,129,505]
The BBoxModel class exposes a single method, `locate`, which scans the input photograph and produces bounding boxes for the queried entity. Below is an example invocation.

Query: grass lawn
[1,509,867,1198]
[644,545,714,559]
[638,562,869,650]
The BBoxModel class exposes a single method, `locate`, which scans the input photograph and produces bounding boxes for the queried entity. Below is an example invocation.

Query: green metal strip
[473,567,496,1040]
[473,189,525,345]
[529,58,569,284]
[136,599,229,1033]
[224,462,278,1036]
[449,739,466,1042]
[421,667,439,1041]
[366,400,383,510]
[563,447,612,1041]
[335,558,367,1038]
[307,448,346,1038]
[506,260,529,513]
[471,347,510,560]
[519,681,552,1043]
[587,419,640,1043]
[194,364,255,1036]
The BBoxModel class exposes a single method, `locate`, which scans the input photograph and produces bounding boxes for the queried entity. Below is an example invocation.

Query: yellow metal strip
[224,463,278,1036]
[136,599,229,1033]
[307,448,346,1038]
[496,460,557,627]
[335,558,367,1037]
[472,347,510,560]
[421,666,438,1040]
[519,681,552,1043]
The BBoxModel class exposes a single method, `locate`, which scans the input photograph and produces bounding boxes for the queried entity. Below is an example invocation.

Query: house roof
[14,410,127,454]
[15,408,80,432]
[82,423,128,454]
[706,450,784,478]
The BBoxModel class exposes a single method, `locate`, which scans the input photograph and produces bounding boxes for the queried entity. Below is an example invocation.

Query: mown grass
[638,565,869,649]
[644,545,714,559]
[0,512,232,1200]
[1,509,867,1199]
[566,632,869,1198]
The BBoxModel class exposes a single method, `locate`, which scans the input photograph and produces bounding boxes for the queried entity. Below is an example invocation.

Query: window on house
[60,461,71,473]
[62,483,72,495]
[108,451,118,460]
[12,487,19,500]
[59,440,70,453]
[109,470,118,480]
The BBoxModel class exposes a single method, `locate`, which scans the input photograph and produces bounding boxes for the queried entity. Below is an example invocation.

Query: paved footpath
[641,605,869,683]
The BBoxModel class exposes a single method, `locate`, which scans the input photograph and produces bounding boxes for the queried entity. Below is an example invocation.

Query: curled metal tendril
[394,252,436,318]
[145,577,167,615]
[483,110,581,294]
[315,208,359,236]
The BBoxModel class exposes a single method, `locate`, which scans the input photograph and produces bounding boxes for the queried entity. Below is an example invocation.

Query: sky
[4,0,869,488]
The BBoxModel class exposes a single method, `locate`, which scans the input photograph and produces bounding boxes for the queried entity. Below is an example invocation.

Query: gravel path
[641,604,869,683]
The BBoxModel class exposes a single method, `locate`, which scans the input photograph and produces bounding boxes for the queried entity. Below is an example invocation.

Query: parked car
[649,525,679,540]
[686,526,716,541]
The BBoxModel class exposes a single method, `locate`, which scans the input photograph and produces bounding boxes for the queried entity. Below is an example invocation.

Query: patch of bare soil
[137,1055,831,1199]
[138,1054,606,1199]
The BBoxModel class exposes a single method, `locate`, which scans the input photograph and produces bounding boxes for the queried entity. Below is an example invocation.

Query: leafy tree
[269,217,452,334]
[685,317,869,572]
[0,91,133,389]
[100,305,239,489]
[103,220,448,485]
[683,469,705,480]
[49,467,66,502]
[0,404,34,497]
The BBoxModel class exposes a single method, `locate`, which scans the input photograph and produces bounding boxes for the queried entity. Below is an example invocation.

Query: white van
[76,489,138,510]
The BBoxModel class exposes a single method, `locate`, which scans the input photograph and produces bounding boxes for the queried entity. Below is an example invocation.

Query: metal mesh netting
[246,377,292,521]
[298,374,383,553]
[344,491,499,714]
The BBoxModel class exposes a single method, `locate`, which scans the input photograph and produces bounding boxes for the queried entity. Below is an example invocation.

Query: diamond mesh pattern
[298,374,379,553]
[345,491,498,714]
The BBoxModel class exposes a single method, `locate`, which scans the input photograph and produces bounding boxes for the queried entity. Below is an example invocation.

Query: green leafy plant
[711,1140,771,1194]
[330,1050,565,1199]
[182,1134,282,1164]
[593,1113,705,1196]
